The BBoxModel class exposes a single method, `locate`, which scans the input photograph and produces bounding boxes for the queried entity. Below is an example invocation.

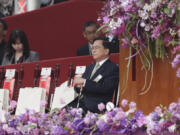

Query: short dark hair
[83,21,99,31]
[0,19,8,30]
[93,37,111,54]
[6,29,30,60]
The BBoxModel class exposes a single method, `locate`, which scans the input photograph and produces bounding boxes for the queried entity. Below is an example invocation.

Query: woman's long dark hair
[6,29,30,60]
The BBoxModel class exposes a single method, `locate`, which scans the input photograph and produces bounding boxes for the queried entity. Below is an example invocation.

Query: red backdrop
[4,0,104,60]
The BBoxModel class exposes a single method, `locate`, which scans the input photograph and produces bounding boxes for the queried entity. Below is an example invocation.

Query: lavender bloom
[9,100,17,110]
[176,68,180,78]
[152,25,161,39]
[98,103,105,111]
[121,99,128,108]
[96,119,109,132]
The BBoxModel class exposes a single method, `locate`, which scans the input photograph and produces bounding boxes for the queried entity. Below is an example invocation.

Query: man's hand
[73,77,86,88]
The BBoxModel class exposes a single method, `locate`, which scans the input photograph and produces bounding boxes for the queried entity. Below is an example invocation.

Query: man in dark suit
[77,21,119,56]
[77,21,99,56]
[0,19,8,65]
[71,37,119,113]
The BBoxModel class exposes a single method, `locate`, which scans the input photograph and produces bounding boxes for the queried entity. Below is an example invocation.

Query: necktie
[90,62,100,79]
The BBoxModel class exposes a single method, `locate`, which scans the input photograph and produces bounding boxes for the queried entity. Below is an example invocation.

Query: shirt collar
[98,57,109,67]
[88,42,93,48]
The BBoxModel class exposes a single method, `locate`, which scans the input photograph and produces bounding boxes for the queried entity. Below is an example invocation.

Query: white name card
[51,81,78,111]
[41,68,52,76]
[5,69,16,79]
[0,89,9,112]
[16,87,46,115]
[75,66,86,75]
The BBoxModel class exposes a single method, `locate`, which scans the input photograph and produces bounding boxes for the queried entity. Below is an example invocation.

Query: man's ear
[105,49,110,55]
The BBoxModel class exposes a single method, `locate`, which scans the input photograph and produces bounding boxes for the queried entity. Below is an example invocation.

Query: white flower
[140,21,146,27]
[143,3,151,11]
[145,25,150,31]
[2,124,8,130]
[109,18,123,30]
[121,0,129,8]
[106,102,114,111]
[168,124,176,133]
[138,10,149,20]
[146,115,156,135]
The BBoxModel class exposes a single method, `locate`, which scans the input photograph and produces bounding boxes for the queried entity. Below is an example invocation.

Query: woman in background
[2,29,39,65]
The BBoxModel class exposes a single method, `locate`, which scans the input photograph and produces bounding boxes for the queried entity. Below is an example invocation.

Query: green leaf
[155,39,160,58]
[27,124,37,129]
[164,8,171,15]
[97,23,110,33]
[168,40,179,46]
[160,39,166,59]
[176,10,180,25]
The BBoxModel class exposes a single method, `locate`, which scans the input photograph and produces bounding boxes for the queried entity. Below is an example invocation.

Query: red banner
[39,76,51,97]
[3,78,15,99]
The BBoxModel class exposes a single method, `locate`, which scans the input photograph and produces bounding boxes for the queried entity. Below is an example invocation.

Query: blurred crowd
[0,0,68,18]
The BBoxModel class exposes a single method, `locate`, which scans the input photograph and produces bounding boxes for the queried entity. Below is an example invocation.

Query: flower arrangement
[0,99,180,134]
[98,0,180,93]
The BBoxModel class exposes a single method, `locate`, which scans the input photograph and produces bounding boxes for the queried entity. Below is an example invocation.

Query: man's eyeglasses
[91,46,102,50]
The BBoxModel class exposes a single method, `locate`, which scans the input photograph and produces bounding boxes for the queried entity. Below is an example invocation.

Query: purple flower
[98,103,105,111]
[169,103,177,112]
[176,68,180,78]
[114,111,126,120]
[103,16,110,24]
[154,106,162,115]
[96,119,109,132]
[84,117,90,125]
[129,102,136,111]
[152,25,161,39]
[150,11,157,18]
[164,34,172,47]
[51,126,68,135]
[121,99,128,107]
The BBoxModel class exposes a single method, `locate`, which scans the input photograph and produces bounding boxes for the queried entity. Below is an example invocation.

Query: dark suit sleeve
[83,66,119,94]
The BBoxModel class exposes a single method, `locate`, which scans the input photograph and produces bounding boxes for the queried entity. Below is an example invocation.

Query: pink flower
[176,68,180,78]
[98,103,105,111]
[178,29,180,38]
[9,100,17,109]
[65,121,72,129]
[103,16,110,24]
[121,99,128,107]
[40,100,47,107]
[59,98,66,104]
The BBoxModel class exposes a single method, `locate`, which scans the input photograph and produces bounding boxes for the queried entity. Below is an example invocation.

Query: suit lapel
[90,59,110,80]
[87,63,95,79]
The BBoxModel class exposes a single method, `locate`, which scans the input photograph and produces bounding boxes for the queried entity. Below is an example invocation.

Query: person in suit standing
[77,21,99,56]
[2,29,39,65]
[0,19,8,65]
[71,37,119,113]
